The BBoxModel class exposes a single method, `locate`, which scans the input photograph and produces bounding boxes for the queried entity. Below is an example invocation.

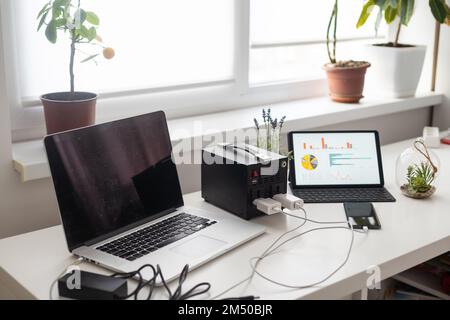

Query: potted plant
[37,0,115,134]
[253,109,293,166]
[253,108,286,154]
[323,0,371,103]
[356,0,449,98]
[396,139,440,199]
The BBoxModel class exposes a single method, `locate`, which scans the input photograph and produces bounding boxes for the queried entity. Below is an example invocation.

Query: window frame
[2,0,383,142]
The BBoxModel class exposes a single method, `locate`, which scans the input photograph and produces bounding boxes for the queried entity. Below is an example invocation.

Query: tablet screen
[291,132,382,186]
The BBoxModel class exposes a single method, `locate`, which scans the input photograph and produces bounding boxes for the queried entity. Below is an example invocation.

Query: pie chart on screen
[302,155,318,171]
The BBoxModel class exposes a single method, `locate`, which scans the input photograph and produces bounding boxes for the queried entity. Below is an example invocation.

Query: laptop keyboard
[293,188,396,203]
[96,213,216,261]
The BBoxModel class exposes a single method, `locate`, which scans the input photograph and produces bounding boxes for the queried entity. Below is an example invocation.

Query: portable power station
[202,144,288,220]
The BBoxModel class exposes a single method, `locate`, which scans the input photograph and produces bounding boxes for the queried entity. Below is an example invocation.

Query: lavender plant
[253,108,286,153]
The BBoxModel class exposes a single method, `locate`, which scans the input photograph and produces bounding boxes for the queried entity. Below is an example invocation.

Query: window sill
[12,92,443,182]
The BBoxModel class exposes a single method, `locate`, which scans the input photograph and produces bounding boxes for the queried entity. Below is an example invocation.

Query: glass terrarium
[395,139,440,199]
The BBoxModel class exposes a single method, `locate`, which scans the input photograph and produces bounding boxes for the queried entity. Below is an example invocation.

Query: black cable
[111,264,210,300]
[222,296,260,300]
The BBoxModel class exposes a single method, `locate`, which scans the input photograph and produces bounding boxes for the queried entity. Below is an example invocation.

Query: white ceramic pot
[363,44,426,98]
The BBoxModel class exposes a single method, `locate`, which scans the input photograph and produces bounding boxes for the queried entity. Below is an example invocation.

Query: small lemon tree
[37,0,114,93]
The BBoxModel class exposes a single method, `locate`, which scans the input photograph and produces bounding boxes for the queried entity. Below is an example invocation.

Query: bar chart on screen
[303,137,353,151]
[293,132,381,185]
[329,153,373,167]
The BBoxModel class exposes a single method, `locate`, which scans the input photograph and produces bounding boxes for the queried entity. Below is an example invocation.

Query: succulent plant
[405,162,435,194]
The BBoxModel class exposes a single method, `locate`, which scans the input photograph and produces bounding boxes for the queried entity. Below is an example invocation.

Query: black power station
[202,144,288,220]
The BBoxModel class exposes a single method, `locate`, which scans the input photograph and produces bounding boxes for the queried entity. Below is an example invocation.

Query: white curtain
[8,0,234,98]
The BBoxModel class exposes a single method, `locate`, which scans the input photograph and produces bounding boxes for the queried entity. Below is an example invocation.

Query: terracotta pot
[323,63,371,103]
[41,92,97,134]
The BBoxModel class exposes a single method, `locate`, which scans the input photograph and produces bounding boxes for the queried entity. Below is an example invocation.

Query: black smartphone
[344,202,381,230]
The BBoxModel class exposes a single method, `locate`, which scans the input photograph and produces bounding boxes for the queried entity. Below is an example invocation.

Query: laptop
[44,111,265,283]
[288,131,396,203]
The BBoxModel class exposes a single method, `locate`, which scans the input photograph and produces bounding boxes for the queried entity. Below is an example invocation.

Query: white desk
[1,138,449,300]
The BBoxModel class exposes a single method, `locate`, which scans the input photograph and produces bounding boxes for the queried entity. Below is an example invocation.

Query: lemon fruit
[103,47,115,60]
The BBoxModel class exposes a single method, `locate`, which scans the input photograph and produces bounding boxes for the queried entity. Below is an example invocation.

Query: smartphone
[344,202,381,230]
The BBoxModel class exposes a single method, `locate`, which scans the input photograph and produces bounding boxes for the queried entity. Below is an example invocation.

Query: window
[1,0,386,141]
[10,0,234,99]
[249,0,386,85]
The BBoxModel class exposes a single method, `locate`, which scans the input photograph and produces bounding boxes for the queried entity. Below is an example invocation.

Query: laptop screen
[290,131,383,187]
[44,111,183,251]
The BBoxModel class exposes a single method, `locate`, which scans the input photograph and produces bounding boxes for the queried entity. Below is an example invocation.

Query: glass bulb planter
[395,139,440,199]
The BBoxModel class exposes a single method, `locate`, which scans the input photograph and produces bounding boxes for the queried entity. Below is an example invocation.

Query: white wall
[397,1,450,129]
[433,25,450,129]
[0,27,61,239]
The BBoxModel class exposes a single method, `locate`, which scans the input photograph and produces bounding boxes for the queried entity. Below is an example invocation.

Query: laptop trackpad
[170,235,228,258]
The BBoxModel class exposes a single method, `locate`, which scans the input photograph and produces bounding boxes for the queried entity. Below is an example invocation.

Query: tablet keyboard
[292,187,396,203]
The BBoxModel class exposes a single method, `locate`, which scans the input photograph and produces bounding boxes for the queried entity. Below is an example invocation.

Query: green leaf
[74,8,87,29]
[86,12,100,26]
[53,0,69,9]
[52,1,63,19]
[37,9,50,31]
[357,0,376,28]
[54,18,67,28]
[77,25,89,39]
[87,27,97,41]
[80,9,87,24]
[63,3,70,20]
[400,0,415,26]
[389,0,398,8]
[52,7,62,19]
[385,5,398,23]
[45,20,57,44]
[76,25,96,42]
[37,3,50,19]
[375,0,389,9]
[429,0,447,23]
[80,54,99,63]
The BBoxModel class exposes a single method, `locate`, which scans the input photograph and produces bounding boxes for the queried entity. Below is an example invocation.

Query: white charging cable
[212,194,367,299]
[211,204,309,300]
[249,207,355,289]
